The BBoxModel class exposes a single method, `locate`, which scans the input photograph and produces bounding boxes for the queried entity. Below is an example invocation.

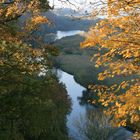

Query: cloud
[49,0,94,10]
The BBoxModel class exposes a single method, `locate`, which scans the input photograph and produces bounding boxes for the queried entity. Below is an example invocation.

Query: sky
[48,0,106,18]
[48,0,94,10]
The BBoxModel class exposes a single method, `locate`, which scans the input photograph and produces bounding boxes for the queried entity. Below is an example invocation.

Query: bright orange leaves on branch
[0,0,50,39]
[0,0,53,84]
[81,0,140,138]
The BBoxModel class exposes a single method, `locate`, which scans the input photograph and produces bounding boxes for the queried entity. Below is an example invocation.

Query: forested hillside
[0,1,70,139]
[0,0,139,140]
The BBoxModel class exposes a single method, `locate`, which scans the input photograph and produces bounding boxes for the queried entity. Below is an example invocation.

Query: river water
[57,70,132,140]
[56,30,84,40]
[58,70,87,140]
[55,31,132,140]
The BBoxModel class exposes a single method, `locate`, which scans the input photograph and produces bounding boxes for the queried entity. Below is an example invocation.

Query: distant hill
[52,8,82,17]
[40,10,99,33]
[19,8,99,33]
[18,9,100,44]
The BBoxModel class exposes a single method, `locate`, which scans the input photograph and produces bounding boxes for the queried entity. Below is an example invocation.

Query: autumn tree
[0,1,71,139]
[0,0,56,83]
[0,0,61,107]
[81,0,140,138]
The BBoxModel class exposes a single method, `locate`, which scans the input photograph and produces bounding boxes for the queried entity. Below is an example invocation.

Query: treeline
[34,11,99,33]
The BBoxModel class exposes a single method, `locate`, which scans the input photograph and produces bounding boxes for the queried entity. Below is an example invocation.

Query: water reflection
[58,70,132,140]
[58,70,86,140]
[75,108,117,140]
[56,30,84,40]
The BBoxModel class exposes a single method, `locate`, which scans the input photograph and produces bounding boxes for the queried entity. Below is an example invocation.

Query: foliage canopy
[81,0,140,138]
[0,1,70,140]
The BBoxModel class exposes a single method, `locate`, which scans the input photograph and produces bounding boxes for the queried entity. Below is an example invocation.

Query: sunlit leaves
[0,0,51,39]
[0,0,53,80]
[0,1,71,139]
[0,40,50,83]
[82,0,140,137]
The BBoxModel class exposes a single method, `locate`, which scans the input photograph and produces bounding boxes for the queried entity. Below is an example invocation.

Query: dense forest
[0,0,140,140]
[0,0,71,139]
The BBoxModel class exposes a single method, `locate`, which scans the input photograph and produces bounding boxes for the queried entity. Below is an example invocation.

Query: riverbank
[53,35,106,88]
[52,32,137,139]
[54,54,99,88]
[58,70,133,140]
[53,35,124,88]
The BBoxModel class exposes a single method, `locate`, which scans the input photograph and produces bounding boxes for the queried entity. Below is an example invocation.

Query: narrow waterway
[56,30,84,40]
[54,31,133,140]
[57,70,133,140]
[58,70,87,140]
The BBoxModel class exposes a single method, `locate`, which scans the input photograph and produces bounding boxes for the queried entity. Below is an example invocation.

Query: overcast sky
[49,0,94,10]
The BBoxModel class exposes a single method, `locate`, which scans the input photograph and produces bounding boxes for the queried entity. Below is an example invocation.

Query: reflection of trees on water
[0,75,70,140]
[75,89,116,140]
[75,108,117,140]
[77,89,93,106]
[77,90,132,140]
[52,68,63,79]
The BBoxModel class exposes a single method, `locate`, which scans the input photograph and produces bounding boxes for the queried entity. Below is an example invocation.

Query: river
[58,70,87,140]
[56,30,85,40]
[55,31,133,140]
[57,70,132,140]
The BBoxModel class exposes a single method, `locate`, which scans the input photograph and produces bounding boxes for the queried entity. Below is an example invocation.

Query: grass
[53,54,107,87]
[53,35,135,88]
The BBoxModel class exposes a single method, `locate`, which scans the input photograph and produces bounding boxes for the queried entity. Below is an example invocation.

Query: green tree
[0,1,71,140]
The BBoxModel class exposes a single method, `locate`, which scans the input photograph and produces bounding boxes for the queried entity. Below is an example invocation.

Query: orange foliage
[0,0,52,80]
[81,0,140,138]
